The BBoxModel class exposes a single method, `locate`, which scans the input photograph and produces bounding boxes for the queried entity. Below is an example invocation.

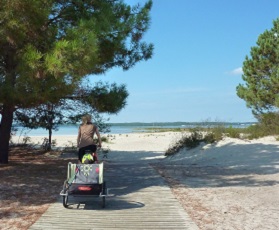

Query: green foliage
[207,126,225,141]
[207,124,240,139]
[236,18,279,115]
[258,112,279,130]
[1,0,153,107]
[94,136,109,143]
[22,136,31,145]
[165,130,204,156]
[0,0,153,162]
[13,83,127,149]
[14,96,115,149]
[203,132,216,144]
[101,136,109,143]
[225,126,241,138]
[165,126,240,156]
[165,117,279,156]
[242,112,279,139]
[0,0,153,108]
[85,82,129,114]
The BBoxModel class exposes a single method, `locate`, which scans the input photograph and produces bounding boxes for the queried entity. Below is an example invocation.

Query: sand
[11,132,279,229]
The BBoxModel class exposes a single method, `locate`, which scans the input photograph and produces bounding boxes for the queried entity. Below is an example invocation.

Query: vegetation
[236,18,279,116]
[161,17,279,158]
[0,0,153,163]
[165,118,279,156]
[14,82,128,150]
[242,112,279,139]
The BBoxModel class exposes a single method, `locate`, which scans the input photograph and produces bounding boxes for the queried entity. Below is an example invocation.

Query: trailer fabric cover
[67,163,103,184]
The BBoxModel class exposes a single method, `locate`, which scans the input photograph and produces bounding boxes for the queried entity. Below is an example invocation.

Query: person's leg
[89,145,98,163]
[78,147,86,163]
[93,153,98,162]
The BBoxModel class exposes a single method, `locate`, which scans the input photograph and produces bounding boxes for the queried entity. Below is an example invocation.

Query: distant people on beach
[77,114,102,163]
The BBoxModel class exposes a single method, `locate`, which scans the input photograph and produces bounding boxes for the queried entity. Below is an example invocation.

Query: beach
[7,132,279,229]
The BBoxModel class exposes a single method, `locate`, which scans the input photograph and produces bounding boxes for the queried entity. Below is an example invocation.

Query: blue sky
[90,0,279,123]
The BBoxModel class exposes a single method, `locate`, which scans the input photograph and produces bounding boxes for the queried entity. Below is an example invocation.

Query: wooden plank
[29,162,198,230]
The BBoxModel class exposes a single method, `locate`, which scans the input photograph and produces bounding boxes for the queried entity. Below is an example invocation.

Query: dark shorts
[78,144,97,162]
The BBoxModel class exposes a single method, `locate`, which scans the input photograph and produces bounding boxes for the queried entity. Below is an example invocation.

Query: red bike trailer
[60,162,108,208]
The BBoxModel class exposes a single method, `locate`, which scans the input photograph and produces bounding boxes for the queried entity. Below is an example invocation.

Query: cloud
[228,67,243,75]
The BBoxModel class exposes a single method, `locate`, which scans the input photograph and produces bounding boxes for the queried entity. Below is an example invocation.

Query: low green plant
[165,126,240,156]
[22,136,31,145]
[93,136,109,143]
[203,132,216,143]
[101,136,109,142]
[225,126,241,138]
[51,139,57,147]
[241,113,279,139]
[165,130,204,156]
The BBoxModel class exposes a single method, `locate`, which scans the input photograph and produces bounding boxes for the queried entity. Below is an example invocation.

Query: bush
[166,129,208,156]
[203,132,216,143]
[241,113,279,139]
[93,136,109,143]
[101,136,109,142]
[165,126,241,156]
[165,115,279,157]
[225,126,241,138]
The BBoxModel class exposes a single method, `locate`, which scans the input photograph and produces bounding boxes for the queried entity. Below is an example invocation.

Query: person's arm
[96,127,102,148]
[77,126,81,148]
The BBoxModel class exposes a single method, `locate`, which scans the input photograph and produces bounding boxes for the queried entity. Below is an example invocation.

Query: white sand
[163,135,279,170]
[12,132,181,162]
[12,132,279,229]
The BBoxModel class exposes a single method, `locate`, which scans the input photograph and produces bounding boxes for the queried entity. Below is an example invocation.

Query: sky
[90,0,279,123]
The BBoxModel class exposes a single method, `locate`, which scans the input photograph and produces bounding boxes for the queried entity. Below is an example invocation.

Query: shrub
[165,115,279,157]
[165,125,241,156]
[101,136,109,142]
[203,132,216,143]
[22,136,31,145]
[165,130,205,156]
[241,113,279,139]
[93,136,109,143]
[225,126,241,138]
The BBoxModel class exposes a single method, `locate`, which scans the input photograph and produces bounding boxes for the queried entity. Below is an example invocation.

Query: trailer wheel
[62,182,69,208]
[102,181,106,208]
[63,195,69,208]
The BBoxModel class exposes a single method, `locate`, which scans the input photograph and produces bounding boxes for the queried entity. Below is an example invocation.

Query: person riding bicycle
[77,114,102,163]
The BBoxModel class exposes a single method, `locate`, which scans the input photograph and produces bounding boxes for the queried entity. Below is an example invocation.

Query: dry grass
[0,146,70,230]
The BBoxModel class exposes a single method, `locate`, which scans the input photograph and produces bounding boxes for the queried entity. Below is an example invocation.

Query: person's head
[81,116,87,125]
[86,114,92,123]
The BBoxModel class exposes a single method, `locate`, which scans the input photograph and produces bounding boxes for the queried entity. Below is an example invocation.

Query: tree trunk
[0,104,15,164]
[47,104,54,151]
[48,128,52,151]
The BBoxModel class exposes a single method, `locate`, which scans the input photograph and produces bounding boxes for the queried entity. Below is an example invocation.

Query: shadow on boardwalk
[63,160,166,211]
[29,152,199,229]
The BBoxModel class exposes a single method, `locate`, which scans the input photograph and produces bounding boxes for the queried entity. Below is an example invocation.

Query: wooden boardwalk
[30,162,198,230]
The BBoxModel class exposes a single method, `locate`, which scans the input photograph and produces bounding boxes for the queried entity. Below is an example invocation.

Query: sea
[13,122,256,137]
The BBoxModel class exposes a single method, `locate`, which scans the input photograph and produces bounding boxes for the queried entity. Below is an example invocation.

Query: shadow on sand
[152,141,279,188]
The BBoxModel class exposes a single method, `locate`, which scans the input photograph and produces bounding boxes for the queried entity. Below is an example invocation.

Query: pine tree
[14,82,129,150]
[237,18,279,116]
[0,0,153,163]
